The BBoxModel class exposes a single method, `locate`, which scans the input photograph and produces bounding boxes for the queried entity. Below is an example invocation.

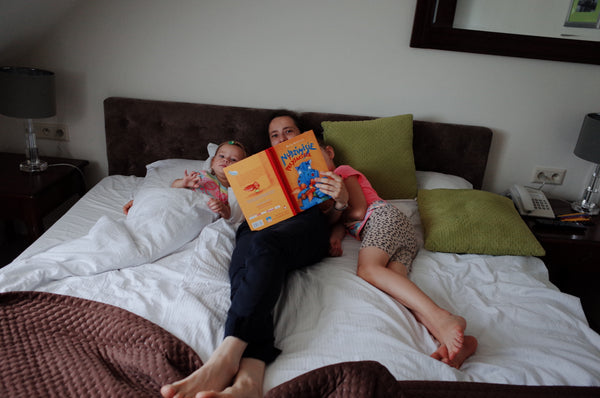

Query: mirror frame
[410,0,600,65]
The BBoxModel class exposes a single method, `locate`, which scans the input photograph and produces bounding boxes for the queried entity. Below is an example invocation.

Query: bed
[1,96,599,397]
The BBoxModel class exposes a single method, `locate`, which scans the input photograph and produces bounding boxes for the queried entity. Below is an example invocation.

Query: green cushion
[322,114,417,199]
[417,189,545,256]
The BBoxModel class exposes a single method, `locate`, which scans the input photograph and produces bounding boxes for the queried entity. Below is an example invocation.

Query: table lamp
[572,112,600,215]
[0,66,56,172]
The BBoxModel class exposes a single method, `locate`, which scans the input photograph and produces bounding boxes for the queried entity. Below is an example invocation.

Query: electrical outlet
[531,166,566,185]
[34,123,69,141]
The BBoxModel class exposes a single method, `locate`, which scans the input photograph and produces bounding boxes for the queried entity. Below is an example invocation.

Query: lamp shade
[0,66,56,118]
[574,113,600,164]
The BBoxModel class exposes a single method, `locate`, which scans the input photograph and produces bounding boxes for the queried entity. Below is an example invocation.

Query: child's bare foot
[431,335,478,369]
[427,312,466,360]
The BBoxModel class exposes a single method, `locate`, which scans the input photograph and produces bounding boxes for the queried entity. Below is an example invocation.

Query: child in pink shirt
[321,144,477,369]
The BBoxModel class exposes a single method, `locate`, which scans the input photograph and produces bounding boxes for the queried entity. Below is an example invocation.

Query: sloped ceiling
[0,0,80,64]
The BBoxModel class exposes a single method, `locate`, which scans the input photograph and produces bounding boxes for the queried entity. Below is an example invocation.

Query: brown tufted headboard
[104,97,492,189]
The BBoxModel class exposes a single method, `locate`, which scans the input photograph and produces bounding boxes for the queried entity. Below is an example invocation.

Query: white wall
[1,0,599,201]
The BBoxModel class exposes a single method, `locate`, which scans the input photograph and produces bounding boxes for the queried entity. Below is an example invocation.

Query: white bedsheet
[3,175,600,392]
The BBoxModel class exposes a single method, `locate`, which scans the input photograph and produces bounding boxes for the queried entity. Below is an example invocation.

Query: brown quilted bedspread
[2,292,599,398]
[0,291,202,397]
[266,360,600,398]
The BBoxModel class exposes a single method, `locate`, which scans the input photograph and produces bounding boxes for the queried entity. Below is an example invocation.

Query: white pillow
[140,142,218,189]
[415,171,473,190]
[204,142,219,170]
[142,158,209,189]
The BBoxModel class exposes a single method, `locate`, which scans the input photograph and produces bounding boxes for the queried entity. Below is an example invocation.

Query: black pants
[225,206,329,364]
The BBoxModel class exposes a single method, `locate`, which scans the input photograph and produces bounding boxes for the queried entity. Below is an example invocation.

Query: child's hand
[123,200,134,215]
[328,222,345,257]
[181,170,202,189]
[172,170,202,189]
[207,198,231,219]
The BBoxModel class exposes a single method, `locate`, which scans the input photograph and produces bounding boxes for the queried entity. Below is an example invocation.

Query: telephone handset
[509,184,555,219]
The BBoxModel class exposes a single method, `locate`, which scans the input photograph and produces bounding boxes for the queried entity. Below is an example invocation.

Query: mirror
[411,0,600,65]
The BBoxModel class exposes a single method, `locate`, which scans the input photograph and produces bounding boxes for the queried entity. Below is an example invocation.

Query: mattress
[3,175,600,392]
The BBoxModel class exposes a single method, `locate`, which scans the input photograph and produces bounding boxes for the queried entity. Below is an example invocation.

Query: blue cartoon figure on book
[296,160,328,210]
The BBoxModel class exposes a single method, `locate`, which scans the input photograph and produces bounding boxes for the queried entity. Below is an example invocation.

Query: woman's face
[211,144,246,176]
[268,116,301,146]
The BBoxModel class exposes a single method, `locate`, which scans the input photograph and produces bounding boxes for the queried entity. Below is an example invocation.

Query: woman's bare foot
[161,337,247,398]
[196,358,264,398]
[196,381,261,398]
[431,335,478,369]
[160,362,235,398]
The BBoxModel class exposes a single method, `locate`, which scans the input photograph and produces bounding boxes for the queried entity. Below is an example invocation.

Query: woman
[161,111,349,398]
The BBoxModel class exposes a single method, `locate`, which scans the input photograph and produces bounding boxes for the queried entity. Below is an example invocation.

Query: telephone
[509,184,555,219]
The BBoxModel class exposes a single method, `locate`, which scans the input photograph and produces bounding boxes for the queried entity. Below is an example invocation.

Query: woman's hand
[208,198,231,219]
[316,171,348,210]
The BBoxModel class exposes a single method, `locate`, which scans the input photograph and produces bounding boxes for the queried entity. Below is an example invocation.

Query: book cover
[225,130,331,230]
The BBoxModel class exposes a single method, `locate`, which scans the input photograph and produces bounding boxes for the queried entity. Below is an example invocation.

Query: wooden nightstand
[0,152,89,244]
[524,198,600,333]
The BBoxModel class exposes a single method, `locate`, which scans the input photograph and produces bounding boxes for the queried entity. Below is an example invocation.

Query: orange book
[225,130,331,230]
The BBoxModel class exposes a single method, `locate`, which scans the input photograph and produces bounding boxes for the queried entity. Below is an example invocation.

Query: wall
[1,0,599,201]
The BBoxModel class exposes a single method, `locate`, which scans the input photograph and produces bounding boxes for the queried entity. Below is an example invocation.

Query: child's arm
[343,175,367,223]
[207,198,231,219]
[171,170,201,189]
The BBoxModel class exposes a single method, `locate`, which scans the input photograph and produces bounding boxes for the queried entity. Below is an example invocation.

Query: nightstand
[524,198,600,333]
[0,152,89,244]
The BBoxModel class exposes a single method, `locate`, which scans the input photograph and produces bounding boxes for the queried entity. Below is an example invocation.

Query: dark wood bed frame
[104,97,492,189]
[102,97,599,397]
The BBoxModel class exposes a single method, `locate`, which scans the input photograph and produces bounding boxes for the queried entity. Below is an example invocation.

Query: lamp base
[571,201,599,215]
[572,162,600,216]
[20,160,48,173]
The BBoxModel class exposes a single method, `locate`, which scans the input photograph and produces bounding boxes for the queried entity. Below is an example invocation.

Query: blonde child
[123,140,247,219]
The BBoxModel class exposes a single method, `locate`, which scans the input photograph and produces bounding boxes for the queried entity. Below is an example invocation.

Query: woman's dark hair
[268,109,304,132]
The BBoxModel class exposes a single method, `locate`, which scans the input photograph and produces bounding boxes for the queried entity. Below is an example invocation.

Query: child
[319,143,477,369]
[123,140,247,220]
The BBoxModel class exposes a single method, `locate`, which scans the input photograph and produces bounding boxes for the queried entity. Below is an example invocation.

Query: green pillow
[417,189,545,256]
[322,114,417,199]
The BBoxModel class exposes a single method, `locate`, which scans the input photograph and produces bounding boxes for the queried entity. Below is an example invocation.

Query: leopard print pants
[359,203,418,273]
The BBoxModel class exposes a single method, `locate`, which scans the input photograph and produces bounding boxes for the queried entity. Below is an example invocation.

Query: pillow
[322,114,417,199]
[416,171,473,190]
[417,189,545,256]
[142,158,208,189]
[141,143,217,189]
[203,142,219,170]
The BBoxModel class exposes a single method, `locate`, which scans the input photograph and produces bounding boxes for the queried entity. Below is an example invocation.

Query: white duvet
[2,175,600,392]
